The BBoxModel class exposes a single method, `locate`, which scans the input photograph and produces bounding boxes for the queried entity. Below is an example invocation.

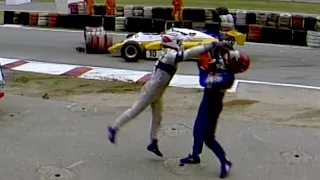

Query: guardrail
[2,5,320,48]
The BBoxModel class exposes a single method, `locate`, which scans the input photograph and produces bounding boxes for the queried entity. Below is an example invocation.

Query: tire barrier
[205,22,221,33]
[256,13,268,25]
[115,16,125,30]
[126,17,153,32]
[164,20,194,30]
[307,31,320,48]
[205,9,213,23]
[278,13,291,28]
[103,15,115,31]
[304,16,317,31]
[316,16,320,31]
[3,11,15,24]
[69,3,79,14]
[292,15,304,30]
[20,12,30,25]
[165,20,182,29]
[29,13,39,26]
[143,7,153,18]
[94,5,106,15]
[266,13,279,27]
[192,22,205,30]
[292,30,307,46]
[84,26,113,54]
[152,7,173,20]
[277,28,293,45]
[3,9,320,48]
[115,6,124,17]
[220,14,235,32]
[247,24,262,42]
[13,12,20,24]
[78,3,86,15]
[215,7,229,15]
[124,6,133,17]
[38,13,48,26]
[235,10,246,26]
[153,19,166,32]
[133,6,144,17]
[68,2,87,15]
[48,13,58,27]
[183,8,205,22]
[246,12,256,25]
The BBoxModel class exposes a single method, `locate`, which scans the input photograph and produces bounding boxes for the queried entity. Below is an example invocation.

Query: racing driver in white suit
[108,32,220,157]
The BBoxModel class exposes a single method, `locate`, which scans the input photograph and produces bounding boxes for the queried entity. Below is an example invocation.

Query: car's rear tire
[121,41,143,62]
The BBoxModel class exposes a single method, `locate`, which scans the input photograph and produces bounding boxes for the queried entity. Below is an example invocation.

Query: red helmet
[227,50,250,74]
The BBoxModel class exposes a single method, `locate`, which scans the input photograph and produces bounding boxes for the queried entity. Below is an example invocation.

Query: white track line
[238,80,320,90]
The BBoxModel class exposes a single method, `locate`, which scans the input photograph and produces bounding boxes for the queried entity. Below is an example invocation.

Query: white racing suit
[109,43,216,156]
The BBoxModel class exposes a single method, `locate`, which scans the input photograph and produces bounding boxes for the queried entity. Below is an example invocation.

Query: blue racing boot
[180,154,201,164]
[220,160,232,179]
[147,139,163,157]
[108,126,117,144]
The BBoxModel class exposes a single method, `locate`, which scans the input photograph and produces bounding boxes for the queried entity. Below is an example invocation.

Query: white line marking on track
[67,160,84,169]
[238,80,320,90]
[0,25,315,50]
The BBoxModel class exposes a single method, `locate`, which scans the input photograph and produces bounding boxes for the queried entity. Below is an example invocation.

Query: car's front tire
[121,41,143,62]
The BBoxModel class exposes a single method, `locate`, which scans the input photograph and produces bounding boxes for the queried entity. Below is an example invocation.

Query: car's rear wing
[226,30,247,46]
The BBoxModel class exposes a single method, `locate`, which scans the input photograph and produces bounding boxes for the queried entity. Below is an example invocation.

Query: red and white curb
[1,57,320,93]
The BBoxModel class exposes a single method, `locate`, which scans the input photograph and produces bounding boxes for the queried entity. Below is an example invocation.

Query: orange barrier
[29,13,39,26]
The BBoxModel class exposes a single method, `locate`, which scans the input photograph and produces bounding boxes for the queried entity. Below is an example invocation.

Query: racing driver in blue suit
[180,42,251,179]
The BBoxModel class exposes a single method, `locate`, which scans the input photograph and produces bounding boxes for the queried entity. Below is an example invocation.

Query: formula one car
[107,28,246,62]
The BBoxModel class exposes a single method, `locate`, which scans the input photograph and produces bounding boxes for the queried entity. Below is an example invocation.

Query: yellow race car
[107,27,246,62]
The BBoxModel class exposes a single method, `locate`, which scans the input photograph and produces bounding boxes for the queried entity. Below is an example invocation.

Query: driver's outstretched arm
[183,43,215,60]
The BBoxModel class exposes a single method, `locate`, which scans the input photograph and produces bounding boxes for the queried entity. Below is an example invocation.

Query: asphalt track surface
[1,93,320,180]
[0,27,320,86]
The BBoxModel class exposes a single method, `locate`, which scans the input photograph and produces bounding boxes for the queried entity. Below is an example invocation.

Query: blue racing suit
[180,49,234,179]
[193,62,234,158]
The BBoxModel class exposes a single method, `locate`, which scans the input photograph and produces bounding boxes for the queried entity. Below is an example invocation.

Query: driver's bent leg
[150,96,164,140]
[112,83,158,129]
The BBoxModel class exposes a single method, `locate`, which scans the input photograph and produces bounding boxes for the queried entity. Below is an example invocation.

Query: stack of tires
[143,7,153,18]
[205,8,213,23]
[235,10,246,26]
[124,6,134,17]
[256,13,268,25]
[13,12,20,24]
[278,13,292,28]
[307,31,320,48]
[78,2,86,14]
[84,26,113,54]
[48,13,58,27]
[29,13,39,26]
[115,6,124,17]
[247,24,263,42]
[306,16,319,48]
[133,6,144,17]
[115,17,125,30]
[220,14,234,30]
[69,3,79,14]
[38,13,48,26]
[219,14,235,42]
[316,16,320,31]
